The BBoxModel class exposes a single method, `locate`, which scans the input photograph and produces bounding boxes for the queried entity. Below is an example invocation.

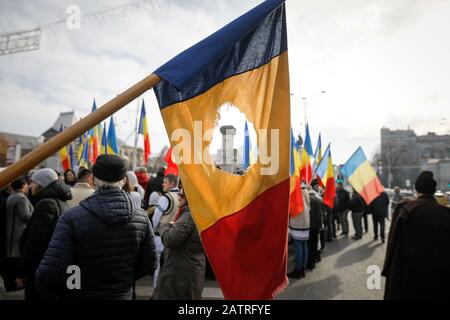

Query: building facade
[380,128,450,191]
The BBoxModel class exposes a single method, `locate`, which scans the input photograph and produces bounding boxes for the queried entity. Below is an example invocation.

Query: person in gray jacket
[6,177,33,258]
[153,187,205,300]
[2,177,33,291]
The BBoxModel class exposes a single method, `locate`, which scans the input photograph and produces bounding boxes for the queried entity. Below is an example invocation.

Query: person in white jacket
[287,186,310,279]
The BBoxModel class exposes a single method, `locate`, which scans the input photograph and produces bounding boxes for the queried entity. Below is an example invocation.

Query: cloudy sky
[1,0,449,164]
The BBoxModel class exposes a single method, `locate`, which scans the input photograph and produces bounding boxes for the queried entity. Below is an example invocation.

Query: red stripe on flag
[144,135,150,163]
[360,176,384,205]
[201,179,290,300]
[323,176,336,208]
[289,176,304,217]
[300,164,312,184]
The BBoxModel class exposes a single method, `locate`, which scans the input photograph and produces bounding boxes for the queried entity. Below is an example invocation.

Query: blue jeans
[293,239,308,271]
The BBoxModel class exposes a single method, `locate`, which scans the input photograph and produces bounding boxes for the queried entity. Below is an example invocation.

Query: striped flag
[138,100,151,163]
[58,124,70,171]
[100,122,107,155]
[68,144,75,170]
[290,129,304,217]
[315,143,335,208]
[313,132,322,171]
[300,123,313,184]
[341,147,384,205]
[89,100,100,162]
[107,117,119,155]
[153,0,290,299]
[79,139,90,169]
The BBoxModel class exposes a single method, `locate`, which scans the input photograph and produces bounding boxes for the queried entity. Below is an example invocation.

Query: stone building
[380,127,450,190]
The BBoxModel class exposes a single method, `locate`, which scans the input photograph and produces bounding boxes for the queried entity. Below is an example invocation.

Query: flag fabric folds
[100,123,107,155]
[290,129,304,217]
[313,133,322,171]
[341,147,384,205]
[68,144,75,170]
[89,100,100,163]
[58,125,70,171]
[138,100,151,164]
[315,144,335,208]
[300,123,313,184]
[77,133,86,163]
[164,147,179,176]
[79,139,90,169]
[107,117,119,155]
[153,0,289,299]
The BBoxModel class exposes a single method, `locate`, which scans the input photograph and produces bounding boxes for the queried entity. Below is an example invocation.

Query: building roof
[0,132,41,150]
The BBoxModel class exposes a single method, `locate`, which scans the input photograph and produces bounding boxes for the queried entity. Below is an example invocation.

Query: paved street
[278,217,389,300]
[4,217,390,300]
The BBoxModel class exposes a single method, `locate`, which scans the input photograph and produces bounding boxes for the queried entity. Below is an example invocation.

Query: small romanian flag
[341,147,384,205]
[58,125,70,171]
[138,100,151,164]
[290,129,304,217]
[300,123,313,184]
[89,100,100,163]
[315,143,335,208]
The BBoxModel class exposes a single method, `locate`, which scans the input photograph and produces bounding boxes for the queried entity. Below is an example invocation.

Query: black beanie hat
[415,171,436,195]
[92,154,127,182]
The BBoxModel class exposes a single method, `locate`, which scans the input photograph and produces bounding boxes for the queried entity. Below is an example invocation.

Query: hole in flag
[209,102,258,175]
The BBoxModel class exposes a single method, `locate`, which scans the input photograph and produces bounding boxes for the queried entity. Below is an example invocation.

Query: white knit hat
[31,168,58,188]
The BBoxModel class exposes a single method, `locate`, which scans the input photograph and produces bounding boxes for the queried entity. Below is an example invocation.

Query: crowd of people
[287,179,391,279]
[1,156,449,300]
[0,154,206,300]
[286,171,450,301]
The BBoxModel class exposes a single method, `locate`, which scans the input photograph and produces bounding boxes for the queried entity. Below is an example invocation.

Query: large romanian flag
[153,0,290,299]
[341,147,384,205]
[315,143,335,208]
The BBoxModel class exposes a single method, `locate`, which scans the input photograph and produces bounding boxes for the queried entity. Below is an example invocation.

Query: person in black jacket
[349,189,364,240]
[17,168,72,300]
[382,171,450,299]
[35,154,157,300]
[369,191,389,243]
[335,183,350,236]
[306,180,323,270]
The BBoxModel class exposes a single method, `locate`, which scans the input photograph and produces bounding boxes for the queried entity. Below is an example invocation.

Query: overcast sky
[1,0,449,164]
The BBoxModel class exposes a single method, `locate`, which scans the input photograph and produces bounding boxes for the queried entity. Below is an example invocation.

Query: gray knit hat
[31,168,58,188]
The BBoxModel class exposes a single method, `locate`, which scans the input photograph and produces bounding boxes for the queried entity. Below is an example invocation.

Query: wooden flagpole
[0,73,161,189]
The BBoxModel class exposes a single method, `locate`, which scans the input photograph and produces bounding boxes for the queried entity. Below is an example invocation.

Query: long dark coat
[153,206,205,300]
[382,195,450,299]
